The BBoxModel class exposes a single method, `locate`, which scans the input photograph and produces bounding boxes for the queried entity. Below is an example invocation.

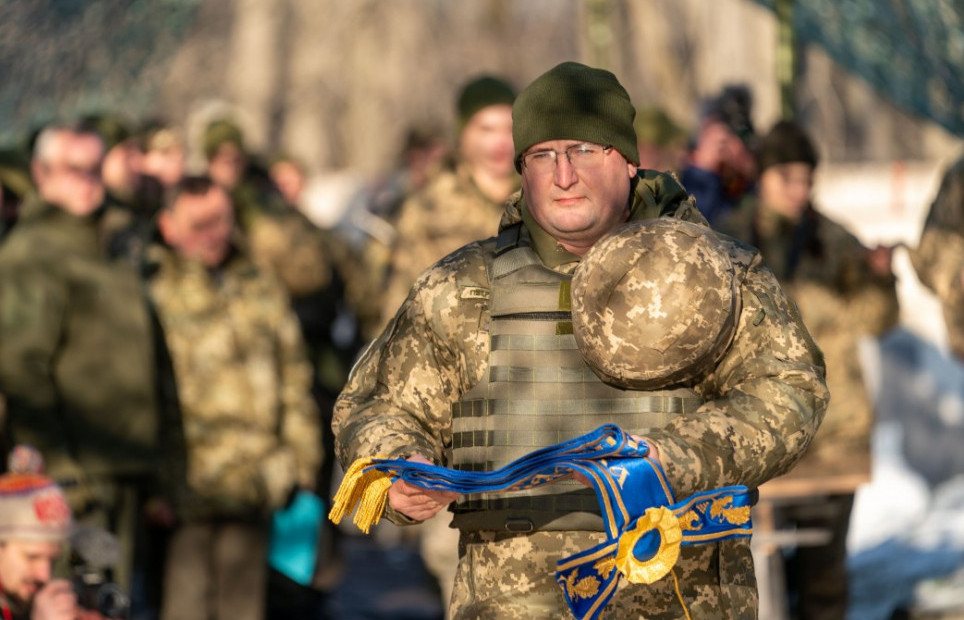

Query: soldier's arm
[334,242,483,464]
[642,252,829,497]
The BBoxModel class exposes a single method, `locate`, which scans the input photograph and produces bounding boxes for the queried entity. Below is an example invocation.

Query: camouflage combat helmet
[571,218,741,390]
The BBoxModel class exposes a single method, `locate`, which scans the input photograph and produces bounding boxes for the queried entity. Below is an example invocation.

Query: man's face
[160,186,235,268]
[101,141,143,198]
[521,139,636,255]
[34,133,106,217]
[208,142,246,190]
[143,144,185,189]
[459,104,515,179]
[759,162,814,221]
[269,160,305,207]
[0,539,62,605]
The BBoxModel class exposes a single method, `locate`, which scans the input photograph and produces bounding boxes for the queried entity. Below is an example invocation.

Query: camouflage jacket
[335,170,828,516]
[146,244,321,520]
[717,199,898,476]
[380,161,519,325]
[910,156,964,359]
[0,200,160,484]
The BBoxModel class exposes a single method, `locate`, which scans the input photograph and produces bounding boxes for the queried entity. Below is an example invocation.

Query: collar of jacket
[503,169,703,269]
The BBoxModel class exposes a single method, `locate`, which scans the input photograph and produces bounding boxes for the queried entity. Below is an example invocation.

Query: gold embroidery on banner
[563,570,601,600]
[679,510,701,532]
[709,496,751,525]
[594,556,617,580]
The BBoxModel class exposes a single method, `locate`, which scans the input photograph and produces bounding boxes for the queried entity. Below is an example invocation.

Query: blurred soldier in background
[681,85,759,225]
[0,123,163,599]
[79,114,165,265]
[343,123,449,342]
[910,154,964,360]
[139,121,186,190]
[380,74,519,326]
[716,120,899,620]
[147,175,321,620]
[634,105,689,174]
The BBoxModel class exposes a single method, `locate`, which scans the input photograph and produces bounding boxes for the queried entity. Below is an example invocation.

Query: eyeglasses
[521,143,613,174]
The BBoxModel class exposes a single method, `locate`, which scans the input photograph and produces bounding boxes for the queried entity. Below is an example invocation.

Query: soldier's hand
[30,579,77,620]
[388,455,460,521]
[634,436,661,466]
[867,245,894,277]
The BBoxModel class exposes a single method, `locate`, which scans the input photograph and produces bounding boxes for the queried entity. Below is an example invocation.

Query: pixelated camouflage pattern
[380,162,517,326]
[717,201,898,475]
[452,530,756,619]
[147,244,321,520]
[910,156,964,360]
[245,206,336,298]
[0,199,160,487]
[572,218,740,390]
[335,169,827,614]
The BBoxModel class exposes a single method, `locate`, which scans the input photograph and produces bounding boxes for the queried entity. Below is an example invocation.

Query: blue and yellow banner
[330,424,752,620]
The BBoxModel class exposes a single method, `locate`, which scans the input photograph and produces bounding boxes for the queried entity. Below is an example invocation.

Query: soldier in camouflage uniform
[335,63,828,619]
[0,124,162,594]
[910,154,964,359]
[147,176,321,620]
[380,75,520,327]
[716,120,898,620]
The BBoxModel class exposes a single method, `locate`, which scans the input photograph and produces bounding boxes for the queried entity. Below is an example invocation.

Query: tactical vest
[451,224,703,532]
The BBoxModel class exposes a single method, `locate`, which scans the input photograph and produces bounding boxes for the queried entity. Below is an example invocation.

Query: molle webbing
[451,237,703,530]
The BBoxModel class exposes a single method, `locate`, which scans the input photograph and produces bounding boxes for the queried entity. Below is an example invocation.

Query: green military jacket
[717,200,898,478]
[336,169,828,503]
[910,156,964,359]
[146,243,321,520]
[0,199,160,483]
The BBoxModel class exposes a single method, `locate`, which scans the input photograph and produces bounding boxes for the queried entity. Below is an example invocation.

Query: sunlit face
[0,539,63,606]
[143,143,186,189]
[520,139,636,255]
[101,141,143,197]
[759,162,814,221]
[208,142,246,190]
[33,132,106,217]
[159,186,235,268]
[459,104,515,178]
[269,160,305,207]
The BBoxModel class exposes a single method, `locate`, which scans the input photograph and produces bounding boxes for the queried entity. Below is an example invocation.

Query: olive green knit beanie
[512,62,638,171]
[203,119,245,161]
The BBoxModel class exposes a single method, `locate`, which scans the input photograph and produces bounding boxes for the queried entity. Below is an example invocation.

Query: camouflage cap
[571,218,741,389]
[203,118,245,161]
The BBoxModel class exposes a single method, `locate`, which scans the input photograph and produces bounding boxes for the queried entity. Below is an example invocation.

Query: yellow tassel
[328,458,396,534]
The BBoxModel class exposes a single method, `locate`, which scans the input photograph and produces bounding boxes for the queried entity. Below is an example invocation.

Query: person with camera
[0,447,76,620]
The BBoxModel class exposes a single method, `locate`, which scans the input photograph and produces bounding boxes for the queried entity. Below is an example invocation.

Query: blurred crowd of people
[0,70,960,620]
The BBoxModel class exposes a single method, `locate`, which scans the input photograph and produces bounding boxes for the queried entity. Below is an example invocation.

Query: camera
[71,565,130,620]
[69,525,130,619]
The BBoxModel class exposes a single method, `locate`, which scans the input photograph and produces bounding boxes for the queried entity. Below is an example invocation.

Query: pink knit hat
[0,447,72,542]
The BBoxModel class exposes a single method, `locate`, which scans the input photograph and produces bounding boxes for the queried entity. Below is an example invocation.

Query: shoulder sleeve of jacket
[631,169,706,225]
[642,242,829,497]
[334,241,490,473]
